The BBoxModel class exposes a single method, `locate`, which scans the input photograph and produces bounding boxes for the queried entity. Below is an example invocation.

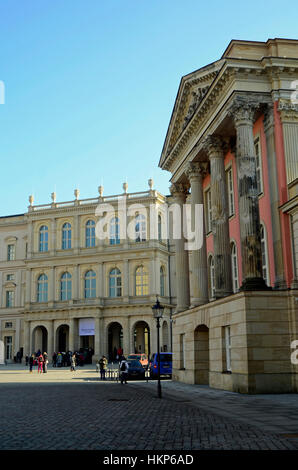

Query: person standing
[119,357,129,384]
[99,355,108,380]
[29,354,34,373]
[25,354,29,366]
[38,354,44,374]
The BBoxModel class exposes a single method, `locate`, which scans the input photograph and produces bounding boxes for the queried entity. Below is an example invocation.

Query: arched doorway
[162,321,169,352]
[194,325,209,385]
[56,324,69,353]
[134,321,150,357]
[108,322,123,361]
[32,326,48,354]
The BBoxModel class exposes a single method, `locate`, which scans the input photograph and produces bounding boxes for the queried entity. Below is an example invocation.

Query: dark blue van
[149,352,172,378]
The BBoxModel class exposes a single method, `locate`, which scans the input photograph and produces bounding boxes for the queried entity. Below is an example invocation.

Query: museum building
[159,38,298,393]
[0,181,175,364]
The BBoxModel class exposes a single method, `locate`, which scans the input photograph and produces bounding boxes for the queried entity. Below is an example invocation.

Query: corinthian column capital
[202,135,224,158]
[228,97,260,127]
[185,161,208,180]
[169,182,190,197]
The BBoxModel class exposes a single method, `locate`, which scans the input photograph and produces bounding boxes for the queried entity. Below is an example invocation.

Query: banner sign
[79,318,95,336]
[0,340,4,364]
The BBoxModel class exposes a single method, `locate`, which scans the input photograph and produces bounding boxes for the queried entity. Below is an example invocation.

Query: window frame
[226,166,235,217]
[84,270,96,299]
[135,214,146,242]
[109,268,122,297]
[60,272,72,301]
[39,225,49,252]
[254,136,263,196]
[135,266,149,296]
[109,217,120,245]
[62,222,72,250]
[85,220,96,248]
[37,274,48,303]
[7,244,16,261]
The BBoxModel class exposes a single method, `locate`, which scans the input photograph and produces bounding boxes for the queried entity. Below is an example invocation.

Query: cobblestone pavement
[0,367,298,450]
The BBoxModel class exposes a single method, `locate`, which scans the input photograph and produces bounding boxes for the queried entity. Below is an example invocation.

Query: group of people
[27,350,49,373]
[96,354,129,384]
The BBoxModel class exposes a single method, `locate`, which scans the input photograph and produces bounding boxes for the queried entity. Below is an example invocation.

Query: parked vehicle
[126,359,146,380]
[127,353,148,368]
[149,353,172,378]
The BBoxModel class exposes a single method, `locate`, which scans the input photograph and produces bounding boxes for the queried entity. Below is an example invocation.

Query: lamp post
[152,296,164,399]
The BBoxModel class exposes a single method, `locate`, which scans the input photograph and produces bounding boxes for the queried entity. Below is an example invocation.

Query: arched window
[135,214,146,242]
[208,255,215,300]
[110,217,120,245]
[230,242,239,293]
[158,214,162,241]
[160,266,165,296]
[60,272,72,301]
[85,220,95,248]
[260,224,270,286]
[109,268,122,297]
[39,225,48,252]
[135,266,149,296]
[37,274,48,302]
[62,223,71,249]
[84,270,96,298]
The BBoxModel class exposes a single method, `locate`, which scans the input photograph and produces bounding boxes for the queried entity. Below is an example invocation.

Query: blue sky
[0,0,297,215]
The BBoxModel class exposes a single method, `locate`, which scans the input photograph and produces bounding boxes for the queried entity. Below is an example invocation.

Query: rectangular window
[254,138,263,195]
[180,334,185,369]
[226,167,235,216]
[6,274,14,281]
[6,291,14,308]
[205,189,212,233]
[5,322,13,328]
[7,245,15,261]
[225,326,232,372]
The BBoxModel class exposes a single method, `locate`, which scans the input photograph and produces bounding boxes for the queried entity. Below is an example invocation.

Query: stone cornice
[278,100,298,122]
[160,57,298,174]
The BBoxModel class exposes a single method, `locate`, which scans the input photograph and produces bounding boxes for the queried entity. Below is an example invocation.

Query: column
[73,214,80,255]
[170,183,190,312]
[185,162,209,305]
[47,321,54,359]
[263,104,287,288]
[150,257,156,296]
[203,136,232,297]
[122,317,131,357]
[123,259,129,300]
[23,320,30,356]
[49,267,55,303]
[50,218,56,256]
[73,265,79,300]
[229,99,267,290]
[99,317,105,357]
[14,319,20,356]
[94,317,100,361]
[98,262,104,298]
[25,269,32,305]
[27,220,33,258]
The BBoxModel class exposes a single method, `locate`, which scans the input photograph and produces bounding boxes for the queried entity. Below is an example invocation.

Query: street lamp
[152,296,164,399]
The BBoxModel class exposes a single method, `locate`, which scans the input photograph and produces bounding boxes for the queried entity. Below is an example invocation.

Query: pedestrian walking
[119,357,129,384]
[43,352,48,373]
[52,352,57,367]
[99,355,108,380]
[57,352,62,367]
[37,354,44,374]
[25,354,29,366]
[29,354,34,373]
[70,353,76,372]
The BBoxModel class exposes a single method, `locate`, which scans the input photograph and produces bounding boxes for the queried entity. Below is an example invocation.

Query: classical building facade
[0,182,176,363]
[159,38,298,393]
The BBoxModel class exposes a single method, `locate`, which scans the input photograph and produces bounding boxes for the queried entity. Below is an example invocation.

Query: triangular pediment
[159,59,223,169]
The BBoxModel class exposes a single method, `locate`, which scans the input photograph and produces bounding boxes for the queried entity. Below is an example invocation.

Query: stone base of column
[291,278,298,290]
[190,298,209,308]
[214,289,233,299]
[175,305,190,314]
[240,277,272,291]
[274,277,288,290]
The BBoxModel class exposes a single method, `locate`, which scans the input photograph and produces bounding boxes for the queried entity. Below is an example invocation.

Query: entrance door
[5,336,12,361]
